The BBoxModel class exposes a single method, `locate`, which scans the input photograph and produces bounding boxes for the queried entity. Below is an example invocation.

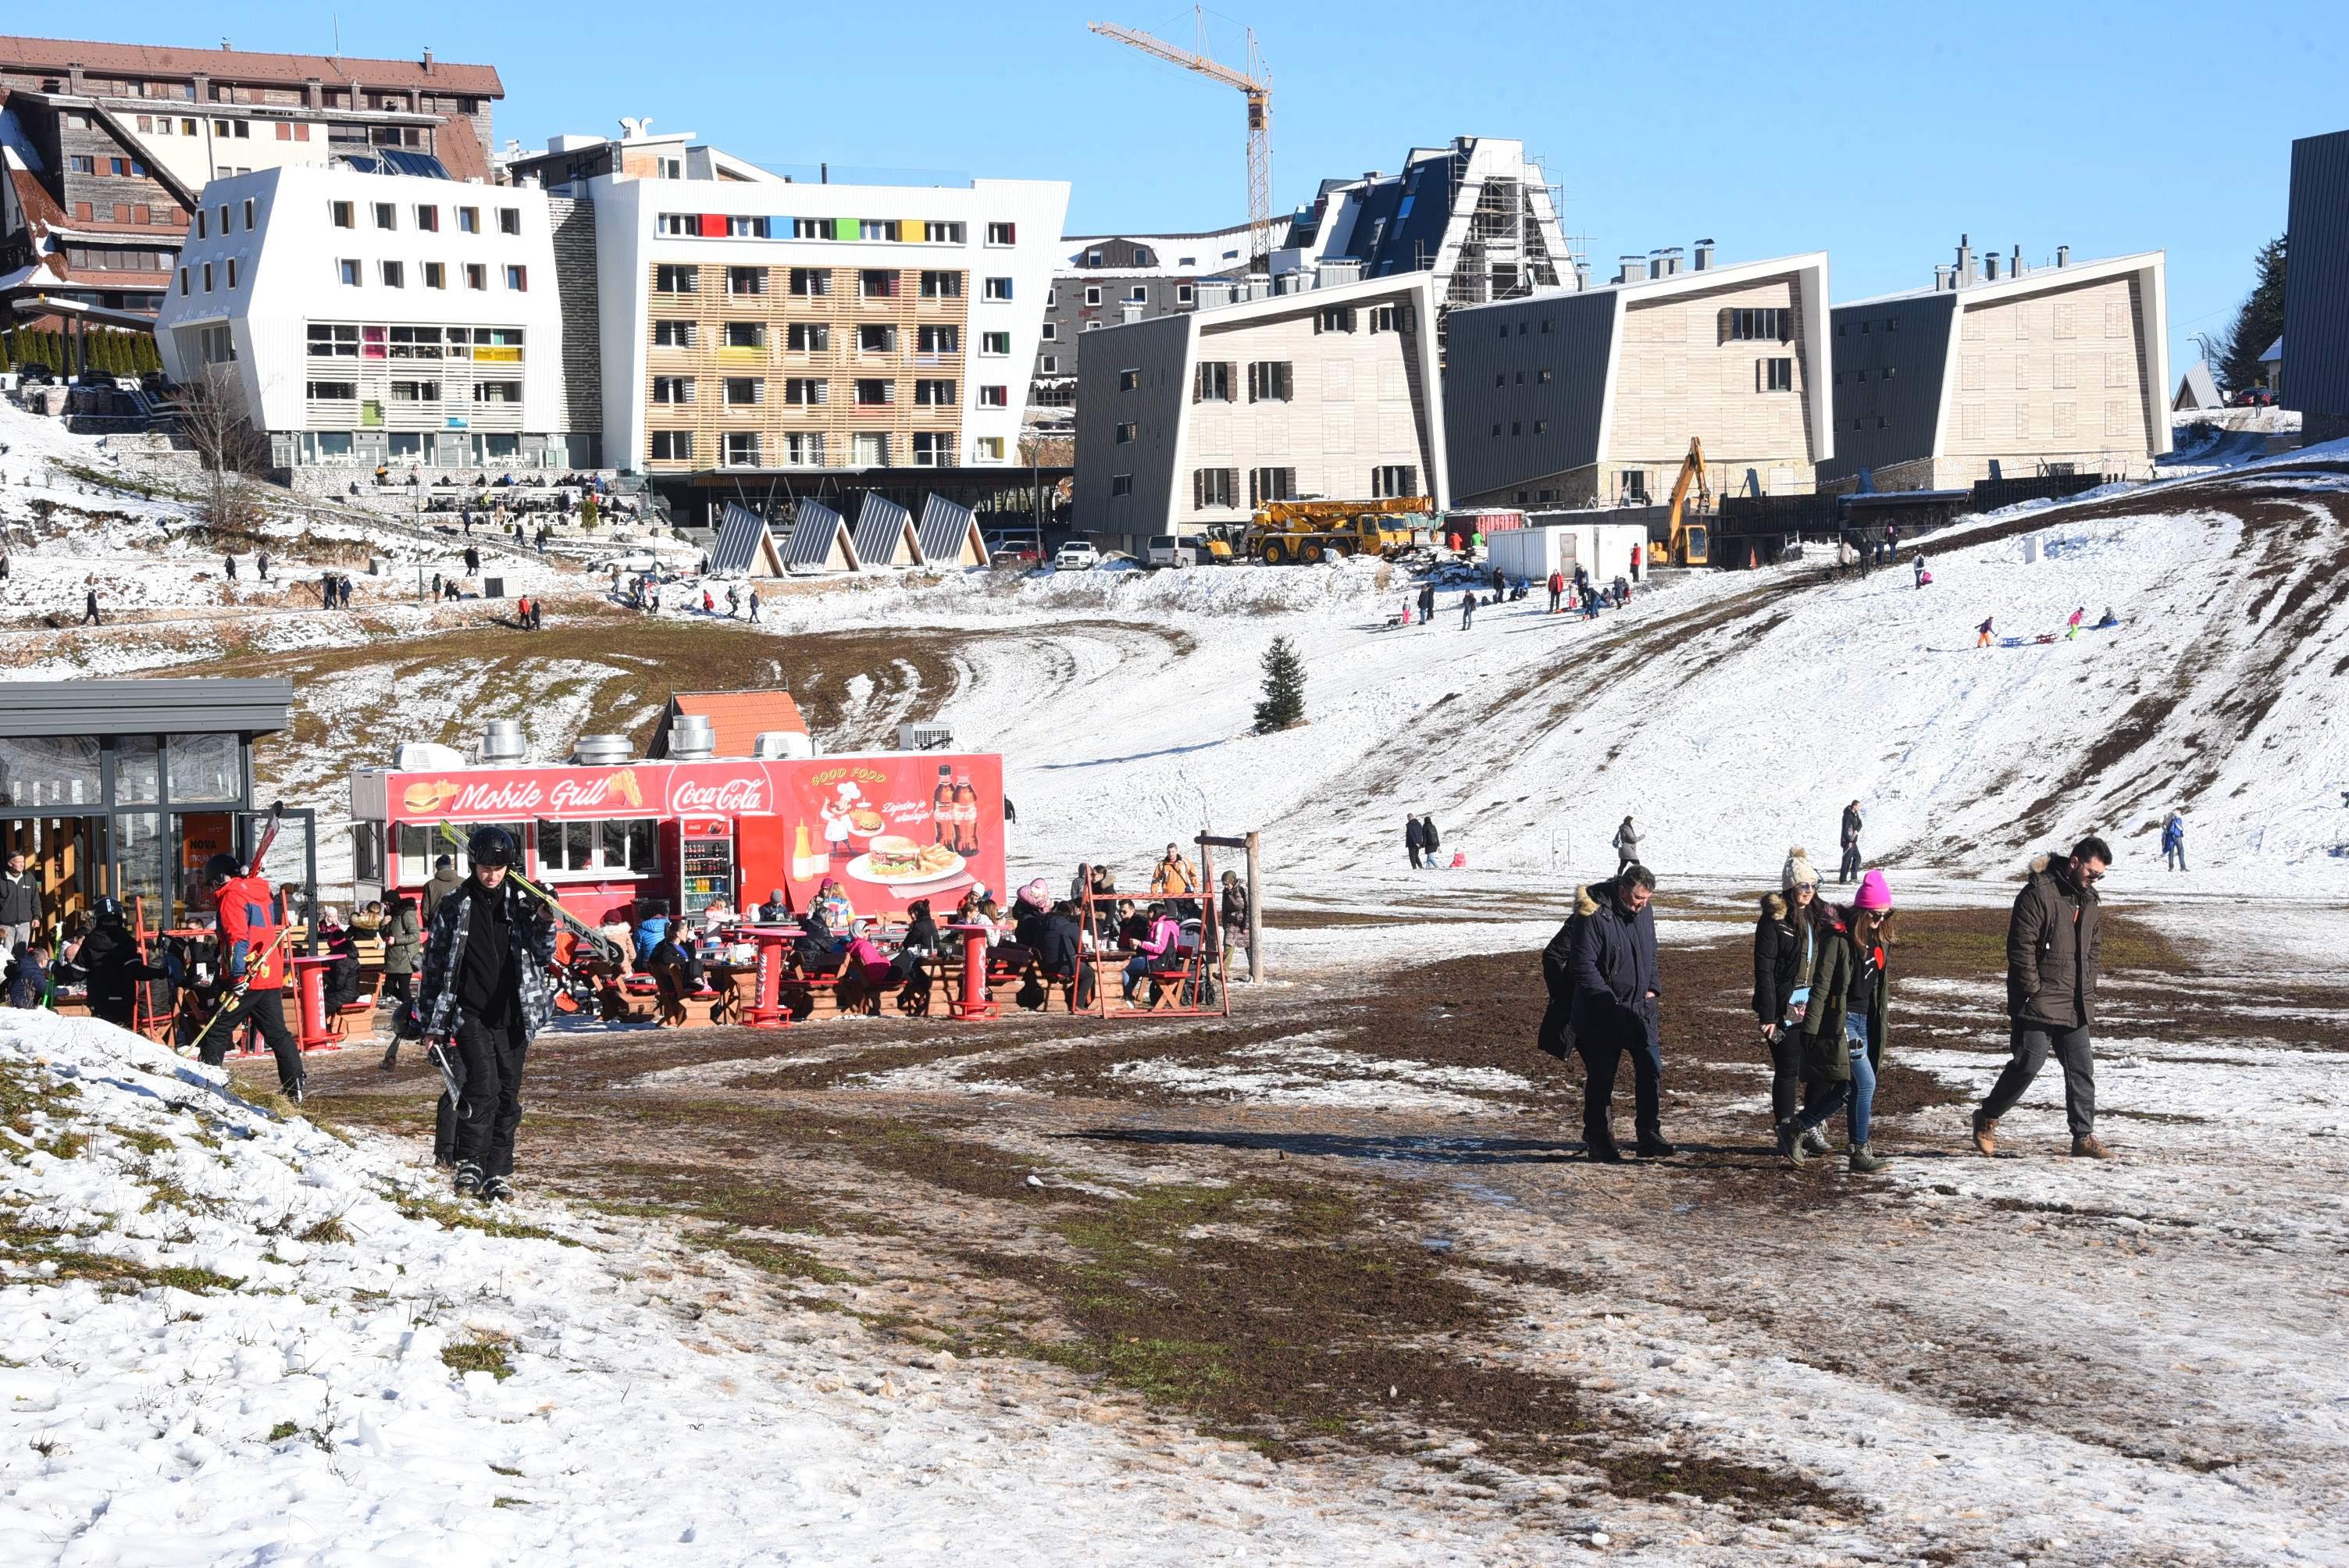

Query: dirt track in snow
[287,900,2349,1567]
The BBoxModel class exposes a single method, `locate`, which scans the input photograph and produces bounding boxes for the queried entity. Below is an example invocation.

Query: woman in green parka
[1774,868,1896,1172]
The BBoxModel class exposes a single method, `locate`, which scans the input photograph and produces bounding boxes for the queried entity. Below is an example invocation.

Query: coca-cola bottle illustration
[932,765,955,848]
[952,771,979,857]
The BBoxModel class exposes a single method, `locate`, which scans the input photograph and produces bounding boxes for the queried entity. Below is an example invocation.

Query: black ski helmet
[91,894,126,923]
[466,825,518,868]
[201,852,243,887]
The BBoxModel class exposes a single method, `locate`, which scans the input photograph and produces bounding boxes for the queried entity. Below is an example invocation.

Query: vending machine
[675,815,735,920]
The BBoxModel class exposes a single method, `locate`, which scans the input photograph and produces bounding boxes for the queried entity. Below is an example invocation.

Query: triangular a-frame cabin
[711,502,788,576]
[780,498,859,573]
[850,494,921,570]
[914,494,989,568]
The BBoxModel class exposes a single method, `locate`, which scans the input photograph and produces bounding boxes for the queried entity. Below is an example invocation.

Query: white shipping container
[1526,516,1655,584]
[1486,526,1577,583]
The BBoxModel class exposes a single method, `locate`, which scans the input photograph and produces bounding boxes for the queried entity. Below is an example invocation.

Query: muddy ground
[276,903,2349,1565]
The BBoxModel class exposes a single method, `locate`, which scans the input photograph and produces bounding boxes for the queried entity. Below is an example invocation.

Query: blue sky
[90,0,2347,372]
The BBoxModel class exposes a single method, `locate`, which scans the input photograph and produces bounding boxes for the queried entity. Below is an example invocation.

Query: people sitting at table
[1121,902,1183,1003]
[644,923,695,1027]
[755,888,790,923]
[318,911,365,1012]
[351,900,387,935]
[813,878,854,932]
[894,899,939,982]
[793,908,841,976]
[1012,880,1053,951]
[700,897,734,935]
[1037,900,1093,1008]
[632,900,672,970]
[1114,898,1148,949]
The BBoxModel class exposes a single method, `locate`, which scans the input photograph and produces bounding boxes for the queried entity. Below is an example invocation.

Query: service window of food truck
[536,818,657,879]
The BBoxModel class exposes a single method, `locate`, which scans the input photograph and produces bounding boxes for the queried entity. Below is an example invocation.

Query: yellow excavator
[1663,438,1713,567]
[1243,497,1432,565]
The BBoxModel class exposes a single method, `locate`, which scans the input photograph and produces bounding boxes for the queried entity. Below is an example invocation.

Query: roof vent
[1934,264,1955,291]
[1984,251,2002,282]
[1692,238,1715,272]
[1656,246,1684,276]
[668,714,716,761]
[1616,254,1649,284]
[1317,258,1362,288]
[2056,244,2070,267]
[571,734,632,764]
[479,720,527,764]
[393,740,466,772]
[1955,233,1975,289]
[753,729,813,760]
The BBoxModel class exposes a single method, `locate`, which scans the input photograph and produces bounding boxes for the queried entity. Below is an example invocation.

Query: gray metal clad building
[1816,243,2169,493]
[1442,250,1834,510]
[2283,129,2349,440]
[1073,312,1194,548]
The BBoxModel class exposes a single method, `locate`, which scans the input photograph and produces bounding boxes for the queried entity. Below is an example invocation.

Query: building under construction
[1279,137,1574,338]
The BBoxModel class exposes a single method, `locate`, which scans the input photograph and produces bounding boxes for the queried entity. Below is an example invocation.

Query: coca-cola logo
[671,776,768,813]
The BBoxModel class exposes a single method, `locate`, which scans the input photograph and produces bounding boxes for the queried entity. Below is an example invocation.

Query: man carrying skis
[199,852,305,1100]
[412,827,558,1202]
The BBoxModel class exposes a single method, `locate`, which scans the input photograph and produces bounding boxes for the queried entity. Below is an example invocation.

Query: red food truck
[349,748,1007,932]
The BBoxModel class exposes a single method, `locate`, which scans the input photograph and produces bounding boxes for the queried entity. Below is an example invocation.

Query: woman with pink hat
[1775,868,1898,1173]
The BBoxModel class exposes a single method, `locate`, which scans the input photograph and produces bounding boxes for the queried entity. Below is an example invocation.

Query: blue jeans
[1796,1015,1876,1146]
[1122,953,1153,998]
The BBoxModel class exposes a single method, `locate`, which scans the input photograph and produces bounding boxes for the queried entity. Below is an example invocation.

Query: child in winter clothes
[1776,869,1897,1172]
[5,941,49,1008]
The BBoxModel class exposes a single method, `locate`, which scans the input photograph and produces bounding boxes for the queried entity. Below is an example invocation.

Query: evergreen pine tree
[2215,236,2287,397]
[1253,636,1306,733]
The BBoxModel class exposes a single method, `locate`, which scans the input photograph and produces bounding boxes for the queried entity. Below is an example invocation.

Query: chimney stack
[1617,254,1648,284]
[1692,238,1715,272]
[1656,246,1684,276]
[2056,244,2070,267]
[1934,263,1955,291]
[1955,233,1975,288]
[1572,258,1592,290]
[2011,244,2024,278]
[1985,251,2002,282]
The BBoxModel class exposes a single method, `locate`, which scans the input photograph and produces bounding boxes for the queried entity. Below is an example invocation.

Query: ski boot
[483,1175,514,1203]
[454,1161,484,1199]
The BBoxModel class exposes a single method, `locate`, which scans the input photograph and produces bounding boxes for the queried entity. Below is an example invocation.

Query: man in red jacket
[201,853,305,1100]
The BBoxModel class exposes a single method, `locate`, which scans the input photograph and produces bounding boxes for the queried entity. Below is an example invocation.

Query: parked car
[2230,386,2277,408]
[1146,534,1198,569]
[989,542,1040,568]
[1053,541,1101,569]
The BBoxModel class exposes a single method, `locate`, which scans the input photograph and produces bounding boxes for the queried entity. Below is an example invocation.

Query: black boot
[483,1175,514,1203]
[1773,1117,1808,1163]
[1634,1129,1676,1157]
[454,1160,483,1199]
[1584,1125,1624,1164]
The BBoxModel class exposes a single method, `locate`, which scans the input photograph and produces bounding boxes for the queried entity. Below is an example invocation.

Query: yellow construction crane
[1088,9,1272,267]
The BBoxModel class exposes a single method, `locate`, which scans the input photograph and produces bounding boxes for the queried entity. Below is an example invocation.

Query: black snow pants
[201,985,304,1094]
[451,1015,530,1177]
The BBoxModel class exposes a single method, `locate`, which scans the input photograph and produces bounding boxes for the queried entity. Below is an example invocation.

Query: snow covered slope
[0,1011,1500,1565]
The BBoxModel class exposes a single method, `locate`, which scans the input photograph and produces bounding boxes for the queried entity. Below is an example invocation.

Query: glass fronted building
[0,679,294,934]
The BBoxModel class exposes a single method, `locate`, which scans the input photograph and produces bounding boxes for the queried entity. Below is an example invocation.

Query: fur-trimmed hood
[1575,884,1602,918]
[1761,891,1788,921]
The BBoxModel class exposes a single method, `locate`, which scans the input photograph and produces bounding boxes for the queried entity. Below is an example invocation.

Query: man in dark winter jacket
[0,847,41,953]
[412,828,558,1201]
[71,897,166,1029]
[1973,836,2112,1160]
[1838,801,1863,884]
[1567,864,1671,1160]
[1420,815,1442,868]
[1406,814,1425,869]
[421,856,464,920]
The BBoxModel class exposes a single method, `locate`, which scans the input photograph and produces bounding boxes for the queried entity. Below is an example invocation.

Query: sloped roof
[2261,336,2283,363]
[781,498,856,570]
[915,494,983,565]
[2174,360,2221,409]
[850,494,917,567]
[710,501,781,575]
[654,690,807,758]
[0,35,504,96]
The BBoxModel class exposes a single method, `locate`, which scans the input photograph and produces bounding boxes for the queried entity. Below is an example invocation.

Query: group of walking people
[1542,829,2118,1171]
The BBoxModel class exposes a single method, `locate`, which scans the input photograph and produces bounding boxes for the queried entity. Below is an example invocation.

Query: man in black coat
[1420,816,1442,868]
[1406,814,1425,869]
[72,897,167,1029]
[1839,801,1863,884]
[1567,864,1671,1160]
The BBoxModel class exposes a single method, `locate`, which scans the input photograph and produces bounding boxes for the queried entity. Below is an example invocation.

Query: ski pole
[184,921,298,1057]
